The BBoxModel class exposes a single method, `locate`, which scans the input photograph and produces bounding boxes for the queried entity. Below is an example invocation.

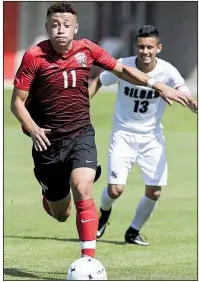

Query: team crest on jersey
[74,52,87,67]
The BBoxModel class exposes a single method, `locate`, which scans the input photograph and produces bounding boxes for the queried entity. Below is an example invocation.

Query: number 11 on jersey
[63,70,76,88]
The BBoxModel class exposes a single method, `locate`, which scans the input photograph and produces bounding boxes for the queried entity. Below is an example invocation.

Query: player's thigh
[137,135,167,186]
[34,162,73,221]
[33,150,71,201]
[32,145,72,202]
[70,127,98,200]
[34,163,71,199]
[108,132,137,185]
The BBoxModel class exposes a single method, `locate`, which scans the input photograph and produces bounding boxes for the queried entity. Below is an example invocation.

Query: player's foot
[96,208,112,239]
[124,227,150,246]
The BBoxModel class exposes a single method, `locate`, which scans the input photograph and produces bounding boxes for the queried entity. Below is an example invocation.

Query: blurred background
[4,1,198,93]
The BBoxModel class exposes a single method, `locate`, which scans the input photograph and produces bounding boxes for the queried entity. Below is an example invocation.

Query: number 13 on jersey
[63,70,76,88]
[133,100,149,113]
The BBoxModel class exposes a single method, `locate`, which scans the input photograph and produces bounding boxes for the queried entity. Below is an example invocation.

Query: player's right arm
[11,87,51,151]
[11,51,51,151]
[90,40,188,107]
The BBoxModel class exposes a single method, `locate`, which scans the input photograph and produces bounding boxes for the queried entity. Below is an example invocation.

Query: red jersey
[14,39,117,141]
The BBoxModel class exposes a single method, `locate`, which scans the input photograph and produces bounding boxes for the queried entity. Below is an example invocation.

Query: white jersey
[100,56,186,135]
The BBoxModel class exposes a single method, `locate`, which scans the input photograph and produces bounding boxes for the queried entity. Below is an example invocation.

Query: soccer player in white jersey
[89,25,197,245]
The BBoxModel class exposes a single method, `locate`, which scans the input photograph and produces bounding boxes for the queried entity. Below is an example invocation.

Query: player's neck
[50,40,73,55]
[136,58,157,73]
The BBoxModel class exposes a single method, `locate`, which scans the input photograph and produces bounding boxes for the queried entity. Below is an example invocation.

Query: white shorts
[108,132,167,186]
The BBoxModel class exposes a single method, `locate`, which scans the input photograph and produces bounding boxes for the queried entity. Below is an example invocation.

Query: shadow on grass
[4,235,125,245]
[4,268,65,280]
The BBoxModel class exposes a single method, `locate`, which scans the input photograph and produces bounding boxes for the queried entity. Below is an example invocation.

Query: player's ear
[75,23,79,35]
[157,44,162,54]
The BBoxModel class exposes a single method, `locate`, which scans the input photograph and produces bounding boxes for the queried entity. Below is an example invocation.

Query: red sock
[42,196,52,216]
[75,199,98,258]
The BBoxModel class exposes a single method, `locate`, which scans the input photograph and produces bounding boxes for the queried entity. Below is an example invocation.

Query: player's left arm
[88,74,103,99]
[167,66,197,113]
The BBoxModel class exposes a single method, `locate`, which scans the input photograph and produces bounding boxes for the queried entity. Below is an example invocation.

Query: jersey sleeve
[100,58,122,86]
[90,41,117,71]
[13,50,39,91]
[166,64,186,89]
[100,71,119,86]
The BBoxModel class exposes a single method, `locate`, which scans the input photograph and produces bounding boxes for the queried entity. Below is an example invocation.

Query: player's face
[135,37,162,65]
[46,13,79,47]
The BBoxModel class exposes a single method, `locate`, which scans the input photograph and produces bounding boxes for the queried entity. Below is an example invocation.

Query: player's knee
[145,186,161,201]
[72,181,92,201]
[108,184,124,199]
[70,168,95,201]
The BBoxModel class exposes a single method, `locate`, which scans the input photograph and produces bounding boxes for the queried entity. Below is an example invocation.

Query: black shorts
[32,126,101,202]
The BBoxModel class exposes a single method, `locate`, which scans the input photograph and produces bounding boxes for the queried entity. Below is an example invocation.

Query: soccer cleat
[96,208,112,239]
[124,227,150,246]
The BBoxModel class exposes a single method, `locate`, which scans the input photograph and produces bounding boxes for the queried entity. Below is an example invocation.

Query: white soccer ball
[67,257,107,280]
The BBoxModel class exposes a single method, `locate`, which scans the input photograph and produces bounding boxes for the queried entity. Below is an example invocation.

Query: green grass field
[4,89,197,280]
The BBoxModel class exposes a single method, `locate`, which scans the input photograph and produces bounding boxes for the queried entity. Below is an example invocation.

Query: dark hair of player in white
[135,25,161,43]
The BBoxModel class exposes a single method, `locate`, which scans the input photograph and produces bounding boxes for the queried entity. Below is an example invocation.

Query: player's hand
[153,82,188,107]
[190,100,198,113]
[186,96,198,113]
[29,126,51,151]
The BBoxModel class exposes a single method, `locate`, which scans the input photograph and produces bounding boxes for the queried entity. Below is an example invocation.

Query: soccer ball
[67,257,107,280]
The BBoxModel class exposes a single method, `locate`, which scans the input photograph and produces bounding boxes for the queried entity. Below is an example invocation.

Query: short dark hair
[135,25,160,42]
[47,1,77,17]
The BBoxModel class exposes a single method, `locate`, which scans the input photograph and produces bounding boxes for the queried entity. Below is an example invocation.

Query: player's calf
[43,194,72,222]
[53,209,72,222]
[75,198,98,257]
[96,184,125,239]
[70,167,98,258]
[42,196,52,216]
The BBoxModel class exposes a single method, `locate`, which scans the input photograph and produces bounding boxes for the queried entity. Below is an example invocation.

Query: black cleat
[96,208,112,239]
[125,227,150,246]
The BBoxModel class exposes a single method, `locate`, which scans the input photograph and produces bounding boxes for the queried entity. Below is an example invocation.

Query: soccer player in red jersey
[11,2,188,259]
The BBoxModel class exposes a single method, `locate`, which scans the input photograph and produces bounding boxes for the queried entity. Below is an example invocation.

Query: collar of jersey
[48,39,78,59]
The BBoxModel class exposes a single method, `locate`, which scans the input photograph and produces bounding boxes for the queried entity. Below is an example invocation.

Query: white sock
[131,195,157,231]
[100,187,116,211]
